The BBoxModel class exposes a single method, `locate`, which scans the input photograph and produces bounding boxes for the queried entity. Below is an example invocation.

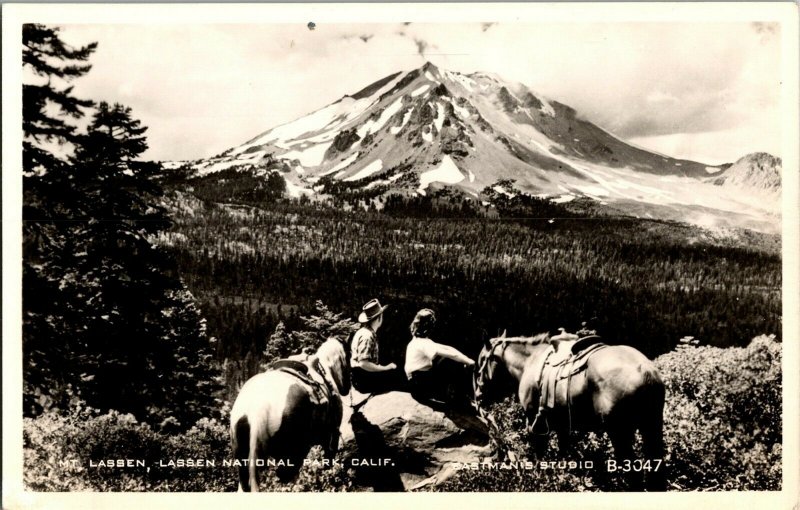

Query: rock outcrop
[338,390,491,490]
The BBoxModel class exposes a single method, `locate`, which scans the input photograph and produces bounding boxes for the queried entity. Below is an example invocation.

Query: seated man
[350,298,408,397]
[404,309,476,410]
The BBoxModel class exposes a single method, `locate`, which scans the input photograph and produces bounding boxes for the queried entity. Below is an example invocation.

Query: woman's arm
[433,344,475,366]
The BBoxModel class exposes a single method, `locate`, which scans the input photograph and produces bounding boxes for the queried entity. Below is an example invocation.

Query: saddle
[269,357,331,407]
[529,335,607,433]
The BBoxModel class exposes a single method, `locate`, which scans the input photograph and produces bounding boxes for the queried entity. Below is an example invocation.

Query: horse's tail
[232,415,252,492]
[638,367,666,490]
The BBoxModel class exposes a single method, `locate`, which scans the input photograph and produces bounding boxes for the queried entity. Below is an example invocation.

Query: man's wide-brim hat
[358,298,388,324]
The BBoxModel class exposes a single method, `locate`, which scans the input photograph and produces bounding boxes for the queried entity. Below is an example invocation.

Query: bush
[23,407,355,491]
[656,334,781,490]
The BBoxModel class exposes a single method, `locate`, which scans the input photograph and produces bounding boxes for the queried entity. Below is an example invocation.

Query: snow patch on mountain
[285,180,312,198]
[418,156,464,194]
[344,159,384,182]
[552,194,576,204]
[197,160,244,176]
[391,108,414,134]
[358,97,405,138]
[323,152,359,176]
[574,184,610,197]
[412,84,430,97]
[453,103,471,119]
[244,102,351,152]
[434,103,445,132]
[538,96,555,116]
[492,185,515,197]
[446,71,474,92]
[281,142,333,167]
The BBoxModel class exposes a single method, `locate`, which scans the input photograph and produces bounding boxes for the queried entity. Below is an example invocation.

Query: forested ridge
[160,187,781,398]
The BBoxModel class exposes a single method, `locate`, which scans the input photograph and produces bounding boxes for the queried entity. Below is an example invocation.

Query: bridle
[473,336,549,410]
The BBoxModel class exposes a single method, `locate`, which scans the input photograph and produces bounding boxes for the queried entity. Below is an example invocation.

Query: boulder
[339,390,491,490]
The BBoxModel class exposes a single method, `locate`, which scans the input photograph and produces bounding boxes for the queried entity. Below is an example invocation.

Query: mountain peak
[182,63,780,233]
[714,151,781,194]
[734,152,781,166]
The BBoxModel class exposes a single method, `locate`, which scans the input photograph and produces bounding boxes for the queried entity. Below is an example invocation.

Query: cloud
[413,37,428,56]
[56,22,781,164]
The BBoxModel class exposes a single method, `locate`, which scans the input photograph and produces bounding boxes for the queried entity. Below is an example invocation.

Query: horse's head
[315,337,351,396]
[473,333,508,407]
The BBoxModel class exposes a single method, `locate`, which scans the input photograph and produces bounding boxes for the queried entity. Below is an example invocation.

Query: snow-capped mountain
[180,62,781,233]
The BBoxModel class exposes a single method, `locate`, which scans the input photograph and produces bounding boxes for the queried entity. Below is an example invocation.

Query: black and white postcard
[3,3,798,509]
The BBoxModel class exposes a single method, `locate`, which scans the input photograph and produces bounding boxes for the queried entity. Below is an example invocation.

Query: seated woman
[404,309,476,411]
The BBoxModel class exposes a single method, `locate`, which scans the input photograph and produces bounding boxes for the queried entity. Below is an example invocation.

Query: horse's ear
[500,329,507,338]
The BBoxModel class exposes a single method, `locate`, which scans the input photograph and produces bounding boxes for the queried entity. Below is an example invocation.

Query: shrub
[23,407,354,491]
[656,334,781,490]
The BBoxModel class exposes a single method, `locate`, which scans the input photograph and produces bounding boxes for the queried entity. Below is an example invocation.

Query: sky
[56,22,782,165]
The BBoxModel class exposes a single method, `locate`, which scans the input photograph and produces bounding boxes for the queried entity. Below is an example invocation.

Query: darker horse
[230,337,351,491]
[474,333,665,490]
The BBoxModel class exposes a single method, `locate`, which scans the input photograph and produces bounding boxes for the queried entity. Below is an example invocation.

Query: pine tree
[62,102,220,427]
[22,24,98,413]
[22,25,222,427]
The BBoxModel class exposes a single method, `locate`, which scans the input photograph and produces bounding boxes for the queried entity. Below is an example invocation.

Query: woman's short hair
[410,308,436,338]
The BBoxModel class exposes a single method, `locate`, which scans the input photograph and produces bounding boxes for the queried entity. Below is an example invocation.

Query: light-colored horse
[230,337,350,491]
[474,333,665,490]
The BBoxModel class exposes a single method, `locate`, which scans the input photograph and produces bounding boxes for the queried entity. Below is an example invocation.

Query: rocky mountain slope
[708,152,782,214]
[174,62,782,234]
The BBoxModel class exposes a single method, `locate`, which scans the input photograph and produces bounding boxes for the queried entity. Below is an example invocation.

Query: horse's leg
[248,428,262,492]
[232,415,252,492]
[607,425,642,490]
[639,383,666,491]
[524,408,549,459]
[324,401,343,460]
[276,450,309,483]
[556,428,573,458]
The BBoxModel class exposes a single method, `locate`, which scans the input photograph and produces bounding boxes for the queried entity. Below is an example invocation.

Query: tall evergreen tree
[22,25,221,427]
[23,23,98,413]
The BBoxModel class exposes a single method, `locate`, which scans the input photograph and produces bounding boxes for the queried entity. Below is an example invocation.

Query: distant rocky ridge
[711,152,781,193]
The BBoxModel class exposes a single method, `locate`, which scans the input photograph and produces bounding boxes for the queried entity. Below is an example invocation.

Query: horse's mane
[315,337,346,367]
[313,337,350,395]
[490,332,551,346]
